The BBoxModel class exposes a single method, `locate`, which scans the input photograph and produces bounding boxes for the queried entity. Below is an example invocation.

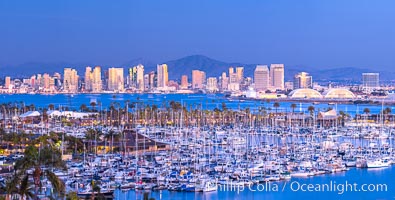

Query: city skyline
[0,63,385,98]
[1,0,395,71]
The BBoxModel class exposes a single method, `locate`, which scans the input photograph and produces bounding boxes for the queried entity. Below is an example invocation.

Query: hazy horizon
[1,0,394,71]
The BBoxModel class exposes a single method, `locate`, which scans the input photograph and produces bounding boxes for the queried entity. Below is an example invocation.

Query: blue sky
[0,0,394,70]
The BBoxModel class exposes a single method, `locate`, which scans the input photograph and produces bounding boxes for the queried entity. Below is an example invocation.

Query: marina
[0,94,394,199]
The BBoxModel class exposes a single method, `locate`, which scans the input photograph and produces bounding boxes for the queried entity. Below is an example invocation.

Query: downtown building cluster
[0,64,382,98]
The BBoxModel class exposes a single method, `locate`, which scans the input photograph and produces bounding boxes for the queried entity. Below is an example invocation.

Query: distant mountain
[308,67,395,82]
[119,58,157,72]
[163,55,257,80]
[0,62,92,77]
[1,55,394,82]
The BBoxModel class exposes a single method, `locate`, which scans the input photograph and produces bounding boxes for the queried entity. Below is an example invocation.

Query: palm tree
[105,130,120,153]
[18,175,34,200]
[307,106,315,116]
[80,104,88,112]
[48,104,55,110]
[338,111,349,126]
[363,107,371,122]
[12,136,66,199]
[273,102,280,114]
[363,108,370,115]
[290,103,297,113]
[3,173,19,200]
[379,107,391,123]
[90,101,97,112]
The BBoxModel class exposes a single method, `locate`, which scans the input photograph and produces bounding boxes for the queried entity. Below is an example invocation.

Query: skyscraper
[4,76,11,89]
[136,65,144,91]
[362,73,379,92]
[192,70,206,89]
[84,67,93,91]
[236,67,244,83]
[181,75,188,89]
[108,68,124,91]
[220,72,228,91]
[270,64,284,90]
[228,67,240,91]
[254,65,270,91]
[157,64,168,88]
[148,71,156,89]
[42,73,51,90]
[91,66,102,93]
[63,68,79,93]
[293,72,313,89]
[206,77,218,92]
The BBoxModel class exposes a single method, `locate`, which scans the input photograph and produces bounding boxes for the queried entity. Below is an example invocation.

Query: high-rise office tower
[206,77,218,92]
[91,66,102,93]
[63,68,79,93]
[157,64,168,88]
[362,73,379,92]
[43,73,51,90]
[236,67,244,83]
[254,65,270,91]
[84,67,93,91]
[136,65,144,91]
[4,76,11,89]
[270,64,284,90]
[293,72,313,89]
[221,72,228,91]
[144,74,149,90]
[192,70,206,89]
[108,68,124,91]
[148,71,156,89]
[181,75,188,89]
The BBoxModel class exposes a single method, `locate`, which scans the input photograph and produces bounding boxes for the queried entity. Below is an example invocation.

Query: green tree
[290,103,297,113]
[273,102,280,113]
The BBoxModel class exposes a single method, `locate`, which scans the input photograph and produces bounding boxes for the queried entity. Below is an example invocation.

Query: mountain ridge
[1,55,393,82]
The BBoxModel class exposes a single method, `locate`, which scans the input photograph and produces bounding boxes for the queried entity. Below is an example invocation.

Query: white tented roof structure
[318,109,338,120]
[47,110,97,119]
[47,110,61,117]
[323,88,356,99]
[19,111,41,118]
[289,88,323,99]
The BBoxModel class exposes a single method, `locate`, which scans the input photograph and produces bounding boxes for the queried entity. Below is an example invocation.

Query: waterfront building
[63,68,79,93]
[323,88,356,99]
[236,67,244,83]
[129,64,145,91]
[4,76,11,89]
[181,75,188,89]
[285,81,294,91]
[270,64,284,90]
[362,73,379,92]
[206,77,218,92]
[42,73,51,91]
[220,72,228,91]
[148,71,156,89]
[228,67,240,91]
[91,66,102,93]
[254,65,270,91]
[157,64,168,88]
[84,67,93,91]
[192,70,205,89]
[293,72,313,89]
[167,80,179,90]
[108,68,124,92]
[133,64,145,91]
[36,74,42,88]
[144,74,149,90]
[289,88,323,99]
[53,72,62,88]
